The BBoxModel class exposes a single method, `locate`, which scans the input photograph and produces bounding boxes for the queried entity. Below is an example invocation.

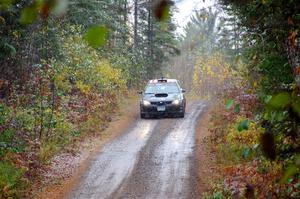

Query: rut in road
[69,101,206,199]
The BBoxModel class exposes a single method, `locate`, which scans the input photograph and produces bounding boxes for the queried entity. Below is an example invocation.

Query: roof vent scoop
[157,77,167,83]
[155,93,168,97]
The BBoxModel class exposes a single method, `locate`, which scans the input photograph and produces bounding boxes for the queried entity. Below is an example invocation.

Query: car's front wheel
[140,112,146,119]
[178,108,185,118]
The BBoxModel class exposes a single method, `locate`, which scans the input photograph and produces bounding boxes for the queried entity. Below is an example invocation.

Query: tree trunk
[134,0,138,48]
[123,0,127,25]
[286,31,300,87]
[123,0,128,45]
[147,0,153,61]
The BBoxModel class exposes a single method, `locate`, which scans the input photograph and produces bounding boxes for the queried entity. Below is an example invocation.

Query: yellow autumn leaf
[262,0,268,4]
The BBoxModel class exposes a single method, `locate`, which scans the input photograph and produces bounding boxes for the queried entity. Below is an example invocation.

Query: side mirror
[181,89,186,93]
[138,91,143,94]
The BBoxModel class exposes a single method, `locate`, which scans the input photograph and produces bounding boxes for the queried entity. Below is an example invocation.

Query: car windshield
[144,83,180,94]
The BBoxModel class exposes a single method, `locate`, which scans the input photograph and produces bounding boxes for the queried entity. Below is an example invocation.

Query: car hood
[142,93,182,102]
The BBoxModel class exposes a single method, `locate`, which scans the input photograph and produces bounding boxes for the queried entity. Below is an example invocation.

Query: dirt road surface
[68,101,206,199]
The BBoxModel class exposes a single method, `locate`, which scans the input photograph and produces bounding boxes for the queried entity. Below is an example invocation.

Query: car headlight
[142,100,151,106]
[172,99,180,105]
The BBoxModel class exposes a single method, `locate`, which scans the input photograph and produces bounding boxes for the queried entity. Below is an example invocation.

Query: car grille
[150,101,172,105]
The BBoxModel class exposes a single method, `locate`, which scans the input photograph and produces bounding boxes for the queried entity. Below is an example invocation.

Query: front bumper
[140,103,184,115]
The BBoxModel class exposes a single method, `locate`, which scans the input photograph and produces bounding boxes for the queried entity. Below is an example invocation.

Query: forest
[0,0,299,198]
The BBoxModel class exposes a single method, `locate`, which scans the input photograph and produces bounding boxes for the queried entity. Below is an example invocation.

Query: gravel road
[68,101,206,199]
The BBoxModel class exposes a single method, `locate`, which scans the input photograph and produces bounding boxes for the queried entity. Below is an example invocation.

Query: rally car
[139,78,186,118]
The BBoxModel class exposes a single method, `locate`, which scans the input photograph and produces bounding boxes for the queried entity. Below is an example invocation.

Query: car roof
[148,78,178,84]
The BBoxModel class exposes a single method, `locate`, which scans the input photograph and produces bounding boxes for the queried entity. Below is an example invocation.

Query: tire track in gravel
[69,120,158,199]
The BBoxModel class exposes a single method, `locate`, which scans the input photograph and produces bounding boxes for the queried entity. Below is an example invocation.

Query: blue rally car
[139,78,186,118]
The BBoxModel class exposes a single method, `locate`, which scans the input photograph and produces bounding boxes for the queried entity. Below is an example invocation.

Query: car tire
[178,109,185,118]
[179,112,185,118]
[140,113,146,119]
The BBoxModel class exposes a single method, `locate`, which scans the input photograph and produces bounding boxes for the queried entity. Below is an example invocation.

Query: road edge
[194,103,220,198]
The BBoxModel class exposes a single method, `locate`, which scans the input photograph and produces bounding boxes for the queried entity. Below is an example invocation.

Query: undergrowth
[204,89,300,199]
[0,26,128,198]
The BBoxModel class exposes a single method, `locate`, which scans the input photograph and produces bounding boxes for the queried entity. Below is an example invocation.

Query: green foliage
[0,161,26,199]
[84,25,108,48]
[0,104,27,156]
[226,117,263,158]
[233,104,240,113]
[262,91,300,159]
[258,55,293,93]
[20,6,38,24]
[292,100,300,117]
[39,113,74,162]
[236,119,249,132]
[267,92,292,110]
[281,164,298,183]
[0,103,11,125]
[225,99,234,109]
[56,25,126,94]
[0,0,13,10]
[0,40,16,59]
[203,181,231,199]
[203,191,227,199]
[0,129,15,155]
